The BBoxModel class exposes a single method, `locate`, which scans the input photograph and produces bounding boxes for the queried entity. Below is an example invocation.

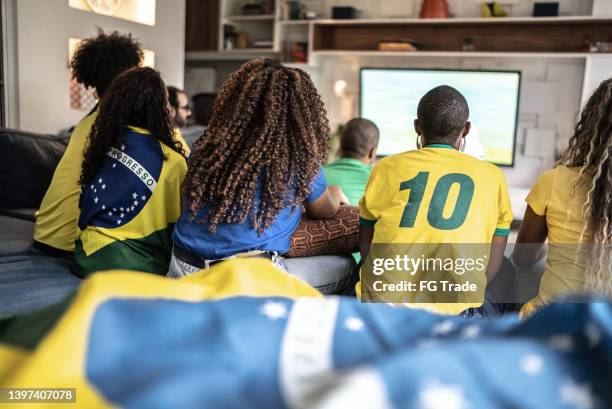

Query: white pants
[167,253,286,278]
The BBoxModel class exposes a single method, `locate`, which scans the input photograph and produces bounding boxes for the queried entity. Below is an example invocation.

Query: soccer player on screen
[358,85,513,315]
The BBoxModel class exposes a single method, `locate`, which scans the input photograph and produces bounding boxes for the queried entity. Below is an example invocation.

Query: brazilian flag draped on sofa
[1,259,611,408]
[74,126,187,277]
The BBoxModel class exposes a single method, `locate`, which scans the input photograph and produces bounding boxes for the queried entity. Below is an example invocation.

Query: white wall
[592,0,612,16]
[582,55,612,105]
[15,0,185,133]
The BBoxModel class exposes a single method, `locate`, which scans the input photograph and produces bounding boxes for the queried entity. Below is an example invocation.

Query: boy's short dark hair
[417,85,469,144]
[167,86,185,109]
[340,118,380,158]
[69,29,143,98]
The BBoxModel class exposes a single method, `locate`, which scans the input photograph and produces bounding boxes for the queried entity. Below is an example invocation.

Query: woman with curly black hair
[169,58,347,279]
[34,29,189,257]
[74,67,187,277]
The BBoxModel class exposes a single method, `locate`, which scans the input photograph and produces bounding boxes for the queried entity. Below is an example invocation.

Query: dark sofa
[0,126,206,316]
[0,128,80,316]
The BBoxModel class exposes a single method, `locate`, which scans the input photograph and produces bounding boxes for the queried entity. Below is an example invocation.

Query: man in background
[324,118,379,206]
[167,86,192,128]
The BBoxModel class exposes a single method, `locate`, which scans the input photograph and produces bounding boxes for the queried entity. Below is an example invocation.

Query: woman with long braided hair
[514,78,612,314]
[169,58,346,277]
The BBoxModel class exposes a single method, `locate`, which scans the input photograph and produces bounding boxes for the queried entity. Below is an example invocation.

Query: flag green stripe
[0,294,74,350]
[74,225,174,277]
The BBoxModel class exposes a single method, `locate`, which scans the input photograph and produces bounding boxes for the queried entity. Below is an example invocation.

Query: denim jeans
[168,253,355,295]
[460,256,546,317]
[283,255,355,295]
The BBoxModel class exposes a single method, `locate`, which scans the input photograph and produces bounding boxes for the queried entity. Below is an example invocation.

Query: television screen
[359,68,521,166]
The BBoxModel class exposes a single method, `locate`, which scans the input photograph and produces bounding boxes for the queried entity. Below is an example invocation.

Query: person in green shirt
[324,118,379,206]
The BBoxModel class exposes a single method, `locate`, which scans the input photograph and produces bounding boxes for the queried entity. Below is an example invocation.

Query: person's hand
[328,185,350,205]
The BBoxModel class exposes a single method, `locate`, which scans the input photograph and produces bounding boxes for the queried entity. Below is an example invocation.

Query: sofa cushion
[287,205,359,257]
[0,128,68,209]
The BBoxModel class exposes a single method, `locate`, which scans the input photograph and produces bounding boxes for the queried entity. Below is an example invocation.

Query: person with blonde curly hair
[515,78,612,314]
[169,58,348,282]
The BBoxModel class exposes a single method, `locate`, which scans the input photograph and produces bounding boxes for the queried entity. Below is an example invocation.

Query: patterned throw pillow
[287,205,359,257]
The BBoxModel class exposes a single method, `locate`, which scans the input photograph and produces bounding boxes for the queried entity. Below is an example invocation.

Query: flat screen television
[359,68,521,166]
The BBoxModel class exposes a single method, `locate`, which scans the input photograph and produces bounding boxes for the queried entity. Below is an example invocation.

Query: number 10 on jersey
[399,172,475,230]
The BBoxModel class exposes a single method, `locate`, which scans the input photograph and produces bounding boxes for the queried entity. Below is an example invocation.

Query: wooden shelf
[186,50,279,61]
[311,50,592,59]
[311,16,612,25]
[222,48,275,52]
[185,0,219,51]
[279,20,313,25]
[224,14,275,21]
[312,17,612,54]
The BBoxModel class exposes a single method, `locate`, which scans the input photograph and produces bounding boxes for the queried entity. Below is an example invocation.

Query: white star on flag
[585,322,601,348]
[108,211,112,216]
[130,206,135,211]
[141,195,146,201]
[120,207,124,211]
[94,197,99,204]
[90,185,94,190]
[419,380,469,409]
[549,335,574,352]
[116,220,121,225]
[98,178,103,183]
[344,316,365,332]
[120,144,125,151]
[101,184,106,189]
[560,380,593,409]
[112,163,116,168]
[102,205,106,210]
[120,213,124,218]
[431,320,455,336]
[259,301,288,320]
[520,354,543,376]
[132,193,138,199]
[461,325,480,338]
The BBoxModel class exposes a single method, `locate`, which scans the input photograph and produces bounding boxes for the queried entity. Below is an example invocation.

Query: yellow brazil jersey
[520,166,590,316]
[359,144,513,315]
[34,107,190,253]
[34,110,98,252]
[74,126,187,277]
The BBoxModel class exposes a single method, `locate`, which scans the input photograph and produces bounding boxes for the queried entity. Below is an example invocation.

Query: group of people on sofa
[31,30,611,316]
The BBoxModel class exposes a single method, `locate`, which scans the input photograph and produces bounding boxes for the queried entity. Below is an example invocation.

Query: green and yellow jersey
[520,166,591,316]
[34,110,98,253]
[34,108,190,253]
[359,144,512,314]
[74,126,187,277]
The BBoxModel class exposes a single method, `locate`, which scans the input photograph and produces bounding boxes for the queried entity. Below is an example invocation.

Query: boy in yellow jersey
[359,86,512,315]
[34,30,189,256]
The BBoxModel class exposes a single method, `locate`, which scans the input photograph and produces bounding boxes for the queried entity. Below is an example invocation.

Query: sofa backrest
[0,128,68,209]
